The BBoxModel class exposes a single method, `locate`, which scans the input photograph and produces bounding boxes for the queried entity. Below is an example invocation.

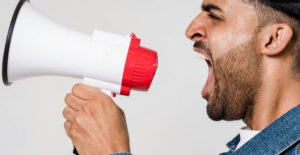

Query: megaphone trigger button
[112,93,116,97]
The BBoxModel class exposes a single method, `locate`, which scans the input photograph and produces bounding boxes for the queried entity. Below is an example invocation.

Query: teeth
[195,52,207,60]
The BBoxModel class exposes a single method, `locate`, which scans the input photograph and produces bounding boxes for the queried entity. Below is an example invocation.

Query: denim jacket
[109,105,300,155]
[220,105,300,155]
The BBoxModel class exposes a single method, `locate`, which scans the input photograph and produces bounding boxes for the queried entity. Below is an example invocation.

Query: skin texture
[189,0,263,121]
[186,0,298,130]
[63,0,300,153]
[187,0,261,121]
[63,84,130,155]
[206,36,262,121]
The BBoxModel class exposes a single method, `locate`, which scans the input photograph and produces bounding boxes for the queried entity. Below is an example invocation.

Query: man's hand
[63,84,130,155]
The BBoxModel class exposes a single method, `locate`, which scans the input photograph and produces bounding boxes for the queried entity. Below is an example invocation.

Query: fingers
[72,84,102,100]
[65,93,85,111]
[63,106,77,123]
[64,120,72,138]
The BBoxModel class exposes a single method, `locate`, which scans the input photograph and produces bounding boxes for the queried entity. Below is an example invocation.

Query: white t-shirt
[235,126,261,150]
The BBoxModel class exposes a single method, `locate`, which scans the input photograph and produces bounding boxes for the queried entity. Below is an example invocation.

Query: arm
[63,84,131,155]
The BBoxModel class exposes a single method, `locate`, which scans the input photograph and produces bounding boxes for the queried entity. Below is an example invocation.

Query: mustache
[193,41,212,59]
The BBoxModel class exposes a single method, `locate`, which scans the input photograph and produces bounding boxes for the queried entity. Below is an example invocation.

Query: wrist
[105,143,130,155]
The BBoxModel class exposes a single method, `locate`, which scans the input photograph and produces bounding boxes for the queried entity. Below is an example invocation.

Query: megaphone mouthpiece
[122,34,157,91]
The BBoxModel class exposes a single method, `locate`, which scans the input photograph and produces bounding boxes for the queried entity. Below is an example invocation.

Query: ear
[259,23,293,56]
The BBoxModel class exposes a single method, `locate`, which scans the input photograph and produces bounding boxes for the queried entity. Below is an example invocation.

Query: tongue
[201,62,213,96]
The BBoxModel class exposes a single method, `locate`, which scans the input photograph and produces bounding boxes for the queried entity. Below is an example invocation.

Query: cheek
[209,27,253,59]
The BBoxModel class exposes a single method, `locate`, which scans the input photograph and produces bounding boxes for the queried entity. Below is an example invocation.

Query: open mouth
[194,49,214,97]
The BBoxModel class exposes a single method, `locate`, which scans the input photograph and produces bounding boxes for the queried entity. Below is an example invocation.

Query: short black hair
[258,0,300,21]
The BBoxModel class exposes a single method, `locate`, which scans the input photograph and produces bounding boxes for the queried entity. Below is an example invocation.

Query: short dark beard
[207,37,262,121]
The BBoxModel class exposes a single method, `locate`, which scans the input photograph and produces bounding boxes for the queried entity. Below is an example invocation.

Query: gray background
[0,0,244,154]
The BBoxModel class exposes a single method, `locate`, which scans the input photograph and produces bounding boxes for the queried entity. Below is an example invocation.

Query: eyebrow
[202,3,223,13]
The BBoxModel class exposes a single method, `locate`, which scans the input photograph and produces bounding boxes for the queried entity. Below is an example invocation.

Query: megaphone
[2,0,158,96]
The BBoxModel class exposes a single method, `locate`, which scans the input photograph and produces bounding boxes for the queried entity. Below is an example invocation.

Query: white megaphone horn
[2,0,158,96]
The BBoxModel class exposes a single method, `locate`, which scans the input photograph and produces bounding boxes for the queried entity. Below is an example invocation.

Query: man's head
[185,0,300,121]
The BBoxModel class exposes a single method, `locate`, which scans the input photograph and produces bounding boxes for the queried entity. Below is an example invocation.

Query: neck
[244,56,300,130]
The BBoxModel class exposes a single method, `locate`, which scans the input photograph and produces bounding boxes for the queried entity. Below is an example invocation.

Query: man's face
[186,0,262,121]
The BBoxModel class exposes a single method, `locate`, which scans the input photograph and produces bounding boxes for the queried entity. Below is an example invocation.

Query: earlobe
[260,24,293,56]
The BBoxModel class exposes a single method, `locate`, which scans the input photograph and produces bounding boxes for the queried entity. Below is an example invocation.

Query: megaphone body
[3,0,157,96]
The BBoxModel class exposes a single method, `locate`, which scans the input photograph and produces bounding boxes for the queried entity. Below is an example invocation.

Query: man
[62,0,300,154]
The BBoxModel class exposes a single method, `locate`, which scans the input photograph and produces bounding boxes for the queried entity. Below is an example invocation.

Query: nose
[185,15,207,42]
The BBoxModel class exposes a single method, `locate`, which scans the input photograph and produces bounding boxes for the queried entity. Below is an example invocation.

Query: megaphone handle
[81,77,114,96]
[73,147,79,155]
[101,90,113,96]
[81,77,118,97]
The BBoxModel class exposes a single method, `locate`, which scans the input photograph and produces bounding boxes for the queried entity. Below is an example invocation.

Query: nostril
[191,33,203,40]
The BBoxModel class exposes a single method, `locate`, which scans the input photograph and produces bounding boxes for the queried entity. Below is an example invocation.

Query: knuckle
[64,121,70,129]
[62,107,69,116]
[69,128,77,138]
[94,94,107,105]
[80,100,90,108]
[83,103,95,116]
[79,102,87,110]
[94,97,105,108]
[89,92,99,100]
[88,105,97,116]
[80,101,95,114]
[72,84,82,94]
[74,115,82,125]
[64,93,72,103]
[82,104,89,112]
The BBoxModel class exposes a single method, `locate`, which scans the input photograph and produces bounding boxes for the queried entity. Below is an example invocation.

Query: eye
[208,13,221,21]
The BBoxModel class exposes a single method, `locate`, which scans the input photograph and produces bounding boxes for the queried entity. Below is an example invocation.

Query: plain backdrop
[0,0,245,154]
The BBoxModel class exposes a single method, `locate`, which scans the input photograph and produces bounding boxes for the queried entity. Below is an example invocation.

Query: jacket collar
[226,105,300,154]
[226,134,240,152]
